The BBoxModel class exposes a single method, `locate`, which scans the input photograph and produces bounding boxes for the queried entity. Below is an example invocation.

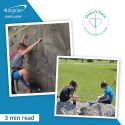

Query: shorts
[12,70,22,80]
[12,69,30,87]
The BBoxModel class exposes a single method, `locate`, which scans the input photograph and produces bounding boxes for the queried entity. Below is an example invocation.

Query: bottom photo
[55,56,119,118]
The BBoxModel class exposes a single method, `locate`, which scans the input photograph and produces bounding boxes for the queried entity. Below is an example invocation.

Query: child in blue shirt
[97,81,114,104]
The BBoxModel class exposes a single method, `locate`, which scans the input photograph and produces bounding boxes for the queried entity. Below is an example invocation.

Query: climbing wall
[8,23,71,93]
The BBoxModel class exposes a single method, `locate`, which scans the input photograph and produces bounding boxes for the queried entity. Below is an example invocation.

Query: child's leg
[19,68,32,93]
[100,100,110,104]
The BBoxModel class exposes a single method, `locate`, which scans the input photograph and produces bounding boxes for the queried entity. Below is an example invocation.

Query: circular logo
[83,9,108,35]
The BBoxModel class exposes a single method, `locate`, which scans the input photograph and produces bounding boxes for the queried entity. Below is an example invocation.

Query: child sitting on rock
[11,35,43,93]
[97,81,114,104]
[59,80,78,104]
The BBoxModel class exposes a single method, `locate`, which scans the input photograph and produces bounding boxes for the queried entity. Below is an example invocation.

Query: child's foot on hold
[27,87,32,93]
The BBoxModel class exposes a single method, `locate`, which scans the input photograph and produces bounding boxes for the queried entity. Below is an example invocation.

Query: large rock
[79,102,115,117]
[56,101,115,117]
[56,101,79,115]
[8,23,71,93]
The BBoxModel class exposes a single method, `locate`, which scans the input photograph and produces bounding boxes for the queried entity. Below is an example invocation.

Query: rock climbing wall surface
[8,23,71,92]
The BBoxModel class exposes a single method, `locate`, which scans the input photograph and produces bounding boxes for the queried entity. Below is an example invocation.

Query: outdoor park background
[57,58,118,106]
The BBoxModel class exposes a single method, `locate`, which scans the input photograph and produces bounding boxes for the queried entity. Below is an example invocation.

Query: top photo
[6,21,72,96]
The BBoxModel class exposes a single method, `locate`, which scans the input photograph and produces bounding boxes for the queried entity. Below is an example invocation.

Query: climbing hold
[42,57,48,64]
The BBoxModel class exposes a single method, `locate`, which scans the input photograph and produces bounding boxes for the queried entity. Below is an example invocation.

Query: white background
[28,0,125,124]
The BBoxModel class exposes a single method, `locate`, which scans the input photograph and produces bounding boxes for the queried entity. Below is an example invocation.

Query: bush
[87,59,94,62]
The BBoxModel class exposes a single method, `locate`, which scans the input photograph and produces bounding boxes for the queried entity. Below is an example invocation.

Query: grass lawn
[57,59,117,106]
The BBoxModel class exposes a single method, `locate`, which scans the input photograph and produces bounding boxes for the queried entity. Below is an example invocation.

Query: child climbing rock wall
[8,23,71,93]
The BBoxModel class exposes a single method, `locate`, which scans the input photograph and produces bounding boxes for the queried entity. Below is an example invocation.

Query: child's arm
[97,94,104,101]
[98,94,104,98]
[98,95,109,102]
[71,95,79,102]
[21,38,43,55]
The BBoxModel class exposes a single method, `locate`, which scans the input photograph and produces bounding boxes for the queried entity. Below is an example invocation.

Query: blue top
[104,86,114,103]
